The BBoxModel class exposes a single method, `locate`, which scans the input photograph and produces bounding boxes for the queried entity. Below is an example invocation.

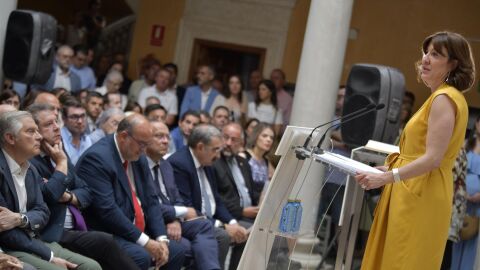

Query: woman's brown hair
[417,31,475,91]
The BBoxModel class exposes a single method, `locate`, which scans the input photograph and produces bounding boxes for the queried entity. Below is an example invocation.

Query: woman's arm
[356,94,457,189]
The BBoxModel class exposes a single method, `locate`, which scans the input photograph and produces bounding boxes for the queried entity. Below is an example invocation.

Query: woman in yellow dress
[355,31,476,270]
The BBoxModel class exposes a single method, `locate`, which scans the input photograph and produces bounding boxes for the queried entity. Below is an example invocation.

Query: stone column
[288,0,354,268]
[0,0,17,84]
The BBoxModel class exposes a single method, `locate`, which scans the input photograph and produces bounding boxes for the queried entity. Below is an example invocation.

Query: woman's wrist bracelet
[392,168,401,183]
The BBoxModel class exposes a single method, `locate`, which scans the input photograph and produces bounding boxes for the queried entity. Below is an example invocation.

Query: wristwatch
[19,214,29,228]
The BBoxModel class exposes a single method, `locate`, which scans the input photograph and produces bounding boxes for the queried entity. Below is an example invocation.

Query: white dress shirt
[3,150,29,213]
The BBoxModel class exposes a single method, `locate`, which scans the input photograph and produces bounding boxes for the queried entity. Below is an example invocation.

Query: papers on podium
[313,150,383,176]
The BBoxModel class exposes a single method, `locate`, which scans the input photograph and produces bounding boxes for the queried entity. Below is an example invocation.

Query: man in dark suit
[168,125,248,269]
[39,45,82,93]
[0,111,98,269]
[213,123,261,269]
[146,121,220,270]
[76,114,185,270]
[28,103,139,270]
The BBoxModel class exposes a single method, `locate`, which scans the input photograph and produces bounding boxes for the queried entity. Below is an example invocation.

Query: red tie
[123,161,145,232]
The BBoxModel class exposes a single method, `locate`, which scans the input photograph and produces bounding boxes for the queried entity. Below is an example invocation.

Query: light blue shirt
[71,66,96,90]
[61,127,92,165]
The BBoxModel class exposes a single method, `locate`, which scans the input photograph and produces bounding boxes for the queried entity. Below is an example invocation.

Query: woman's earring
[445,72,451,83]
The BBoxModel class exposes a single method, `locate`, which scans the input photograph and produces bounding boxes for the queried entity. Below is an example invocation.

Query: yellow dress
[361,84,468,270]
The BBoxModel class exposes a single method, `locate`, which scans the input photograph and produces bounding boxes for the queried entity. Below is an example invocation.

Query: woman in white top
[247,80,283,135]
[224,75,248,125]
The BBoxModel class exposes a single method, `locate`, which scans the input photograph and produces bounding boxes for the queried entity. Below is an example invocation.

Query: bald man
[76,114,186,270]
[40,45,82,92]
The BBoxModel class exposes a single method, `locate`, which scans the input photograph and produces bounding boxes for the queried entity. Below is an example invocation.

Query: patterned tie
[123,161,145,232]
[153,164,169,204]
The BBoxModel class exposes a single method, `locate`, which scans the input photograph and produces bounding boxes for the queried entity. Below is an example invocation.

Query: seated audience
[128,56,161,102]
[76,114,186,270]
[71,44,97,90]
[103,92,123,110]
[84,91,104,133]
[0,89,21,110]
[247,80,283,135]
[41,45,82,92]
[199,110,211,124]
[137,68,178,126]
[124,101,143,114]
[144,104,167,123]
[244,123,275,194]
[164,63,187,114]
[213,122,260,269]
[96,70,127,109]
[224,75,248,124]
[89,107,125,144]
[28,103,138,270]
[61,99,92,165]
[170,110,200,151]
[211,106,230,131]
[0,111,95,269]
[168,125,249,269]
[180,65,225,117]
[270,69,292,127]
[146,121,220,270]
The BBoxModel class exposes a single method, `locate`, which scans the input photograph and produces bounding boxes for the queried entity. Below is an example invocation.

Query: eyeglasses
[128,133,151,149]
[67,113,86,121]
[223,134,242,144]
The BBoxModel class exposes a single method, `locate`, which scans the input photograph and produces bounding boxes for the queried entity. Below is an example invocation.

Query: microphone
[295,103,376,160]
[313,103,385,154]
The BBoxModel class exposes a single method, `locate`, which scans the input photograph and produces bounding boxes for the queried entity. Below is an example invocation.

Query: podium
[237,126,397,270]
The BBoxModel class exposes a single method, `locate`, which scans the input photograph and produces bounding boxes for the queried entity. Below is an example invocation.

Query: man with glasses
[61,99,92,165]
[76,114,186,270]
[213,122,260,270]
[168,124,248,269]
[146,121,220,270]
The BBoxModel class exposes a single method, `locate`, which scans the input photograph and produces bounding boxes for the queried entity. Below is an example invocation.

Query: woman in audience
[225,75,248,124]
[247,80,282,135]
[451,116,480,269]
[0,89,20,109]
[124,101,143,114]
[245,123,275,194]
[89,108,125,143]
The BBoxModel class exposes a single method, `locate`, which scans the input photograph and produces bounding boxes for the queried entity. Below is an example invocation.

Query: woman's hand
[355,171,394,190]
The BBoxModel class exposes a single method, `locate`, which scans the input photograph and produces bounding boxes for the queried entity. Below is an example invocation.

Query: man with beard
[61,99,92,165]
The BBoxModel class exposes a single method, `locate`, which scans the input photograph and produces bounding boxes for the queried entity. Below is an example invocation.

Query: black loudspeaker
[3,10,57,85]
[341,64,405,146]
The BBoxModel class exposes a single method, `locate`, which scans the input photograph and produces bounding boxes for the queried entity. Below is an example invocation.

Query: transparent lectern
[237,126,398,270]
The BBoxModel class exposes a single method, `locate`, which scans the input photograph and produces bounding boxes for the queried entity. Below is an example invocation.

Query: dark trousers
[114,235,186,270]
[228,220,253,270]
[181,218,220,270]
[60,230,140,270]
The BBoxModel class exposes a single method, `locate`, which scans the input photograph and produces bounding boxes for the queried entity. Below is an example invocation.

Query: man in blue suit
[76,114,186,270]
[168,125,248,269]
[146,121,220,270]
[28,103,139,270]
[170,110,200,151]
[0,111,97,269]
[179,65,223,117]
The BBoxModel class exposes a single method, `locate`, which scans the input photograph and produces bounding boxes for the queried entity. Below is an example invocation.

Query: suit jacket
[39,66,82,92]
[170,127,185,151]
[30,155,92,242]
[168,147,234,224]
[75,135,166,243]
[0,151,51,260]
[180,85,219,117]
[213,154,260,220]
[151,159,185,223]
